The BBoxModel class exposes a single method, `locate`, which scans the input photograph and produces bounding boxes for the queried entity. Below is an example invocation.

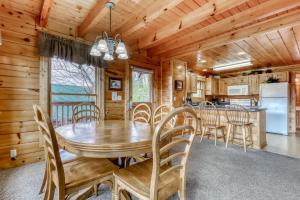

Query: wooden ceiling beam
[160,8,300,60]
[137,0,248,49]
[39,0,54,27]
[149,0,300,56]
[77,0,119,37]
[114,0,184,38]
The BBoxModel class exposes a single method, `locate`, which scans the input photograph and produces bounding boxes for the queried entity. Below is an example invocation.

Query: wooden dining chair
[114,106,198,200]
[225,105,253,152]
[198,101,226,145]
[33,104,118,200]
[72,102,103,123]
[132,103,152,123]
[152,104,175,127]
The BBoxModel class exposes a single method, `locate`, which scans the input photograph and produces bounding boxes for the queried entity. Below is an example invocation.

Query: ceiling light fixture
[213,59,252,71]
[200,59,207,63]
[90,2,128,61]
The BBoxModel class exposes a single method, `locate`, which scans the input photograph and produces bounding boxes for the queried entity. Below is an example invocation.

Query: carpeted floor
[1,138,300,200]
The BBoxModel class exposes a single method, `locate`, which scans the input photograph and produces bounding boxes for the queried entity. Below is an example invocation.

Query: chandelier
[90,2,128,61]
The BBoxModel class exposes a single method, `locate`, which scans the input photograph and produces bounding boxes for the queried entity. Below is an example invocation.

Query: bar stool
[225,105,253,152]
[198,101,226,145]
[184,104,202,135]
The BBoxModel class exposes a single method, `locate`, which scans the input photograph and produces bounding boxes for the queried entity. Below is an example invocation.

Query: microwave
[227,85,249,95]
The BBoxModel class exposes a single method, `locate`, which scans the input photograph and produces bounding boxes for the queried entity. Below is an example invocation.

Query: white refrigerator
[259,83,289,135]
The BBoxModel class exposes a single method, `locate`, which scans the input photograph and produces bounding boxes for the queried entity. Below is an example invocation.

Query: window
[51,57,96,127]
[131,67,153,103]
[193,80,205,98]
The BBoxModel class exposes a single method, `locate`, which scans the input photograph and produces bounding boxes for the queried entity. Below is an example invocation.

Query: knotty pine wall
[0,5,161,168]
[0,6,43,168]
[105,60,161,120]
[161,59,187,107]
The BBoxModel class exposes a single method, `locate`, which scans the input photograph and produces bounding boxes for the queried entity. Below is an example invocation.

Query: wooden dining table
[55,120,154,159]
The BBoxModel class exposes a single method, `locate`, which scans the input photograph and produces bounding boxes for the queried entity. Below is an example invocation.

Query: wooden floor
[263,132,300,159]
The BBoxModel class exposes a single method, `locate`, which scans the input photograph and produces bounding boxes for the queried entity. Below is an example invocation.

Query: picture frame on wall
[175,80,183,91]
[109,77,122,91]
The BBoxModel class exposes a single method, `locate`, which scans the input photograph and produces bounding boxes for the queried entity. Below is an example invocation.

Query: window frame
[130,66,154,104]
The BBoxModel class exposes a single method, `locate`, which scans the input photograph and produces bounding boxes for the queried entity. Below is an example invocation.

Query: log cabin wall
[104,59,161,120]
[0,5,161,169]
[0,6,43,168]
[161,59,188,107]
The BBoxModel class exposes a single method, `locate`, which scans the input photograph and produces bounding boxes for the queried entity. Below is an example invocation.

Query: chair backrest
[72,102,102,123]
[33,105,65,192]
[152,104,174,127]
[225,104,250,124]
[198,101,220,126]
[150,107,198,199]
[132,103,151,123]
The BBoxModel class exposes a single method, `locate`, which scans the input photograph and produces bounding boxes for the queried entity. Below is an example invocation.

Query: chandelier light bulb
[104,52,114,61]
[118,53,128,60]
[90,44,101,56]
[89,2,128,60]
[97,39,109,52]
[115,41,126,54]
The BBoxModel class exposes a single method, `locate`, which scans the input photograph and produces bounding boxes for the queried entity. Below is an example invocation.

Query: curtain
[38,32,107,68]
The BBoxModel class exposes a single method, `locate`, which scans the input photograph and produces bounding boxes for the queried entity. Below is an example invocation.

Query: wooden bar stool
[198,101,226,145]
[184,104,202,135]
[225,105,253,152]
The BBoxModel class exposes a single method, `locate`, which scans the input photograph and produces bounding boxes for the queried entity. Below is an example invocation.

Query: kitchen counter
[192,105,267,150]
[185,103,266,112]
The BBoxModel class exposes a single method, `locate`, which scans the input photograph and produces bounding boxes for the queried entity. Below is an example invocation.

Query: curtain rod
[36,27,93,45]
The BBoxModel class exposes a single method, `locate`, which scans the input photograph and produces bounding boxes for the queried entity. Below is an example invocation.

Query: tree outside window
[132,68,153,103]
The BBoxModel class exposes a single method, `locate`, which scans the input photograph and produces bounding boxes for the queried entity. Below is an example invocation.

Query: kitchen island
[196,106,267,150]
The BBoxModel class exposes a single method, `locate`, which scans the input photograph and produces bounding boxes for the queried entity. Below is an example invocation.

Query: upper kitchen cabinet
[259,72,289,83]
[206,77,218,95]
[219,78,228,95]
[186,72,198,93]
[249,75,259,95]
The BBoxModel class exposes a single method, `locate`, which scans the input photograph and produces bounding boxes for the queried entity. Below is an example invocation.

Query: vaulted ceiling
[1,0,300,73]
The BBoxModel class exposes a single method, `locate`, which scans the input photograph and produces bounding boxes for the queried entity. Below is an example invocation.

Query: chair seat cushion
[114,159,179,198]
[64,157,118,190]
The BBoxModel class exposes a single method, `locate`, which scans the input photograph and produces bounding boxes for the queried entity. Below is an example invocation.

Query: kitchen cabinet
[206,77,218,95]
[186,72,197,93]
[258,72,289,83]
[218,79,228,95]
[234,76,249,85]
[272,72,289,82]
[249,75,259,95]
[190,73,197,93]
[259,73,273,83]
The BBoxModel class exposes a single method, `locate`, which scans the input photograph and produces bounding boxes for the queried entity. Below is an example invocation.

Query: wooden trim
[39,0,54,27]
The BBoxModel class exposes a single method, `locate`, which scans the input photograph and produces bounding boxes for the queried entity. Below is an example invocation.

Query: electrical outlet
[10,149,17,160]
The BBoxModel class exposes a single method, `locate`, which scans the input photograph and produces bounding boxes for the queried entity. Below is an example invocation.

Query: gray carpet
[1,138,300,200]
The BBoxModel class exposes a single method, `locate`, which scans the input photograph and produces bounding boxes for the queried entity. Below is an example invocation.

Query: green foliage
[132,71,151,102]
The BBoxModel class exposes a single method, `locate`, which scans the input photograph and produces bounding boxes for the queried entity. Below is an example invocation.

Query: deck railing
[52,101,96,127]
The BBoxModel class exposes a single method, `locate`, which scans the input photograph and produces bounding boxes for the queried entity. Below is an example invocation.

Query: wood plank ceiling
[1,0,300,73]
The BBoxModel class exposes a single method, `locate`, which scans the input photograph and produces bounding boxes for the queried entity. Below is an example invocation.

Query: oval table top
[55,120,154,158]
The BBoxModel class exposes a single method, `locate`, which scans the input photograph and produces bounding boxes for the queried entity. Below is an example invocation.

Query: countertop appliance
[259,82,289,135]
[227,85,249,96]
